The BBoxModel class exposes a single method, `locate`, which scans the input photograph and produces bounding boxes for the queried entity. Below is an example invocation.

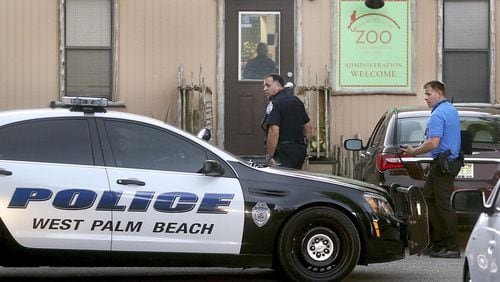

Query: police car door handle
[117,178,146,186]
[0,168,12,176]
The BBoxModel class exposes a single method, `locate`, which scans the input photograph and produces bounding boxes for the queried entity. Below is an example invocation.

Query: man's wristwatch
[265,155,273,160]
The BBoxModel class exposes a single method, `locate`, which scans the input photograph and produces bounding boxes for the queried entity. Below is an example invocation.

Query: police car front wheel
[276,207,361,282]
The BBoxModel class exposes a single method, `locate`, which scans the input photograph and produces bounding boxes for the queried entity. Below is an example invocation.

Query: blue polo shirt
[427,100,461,159]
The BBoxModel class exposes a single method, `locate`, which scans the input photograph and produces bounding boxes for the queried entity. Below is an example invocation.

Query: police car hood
[260,166,387,194]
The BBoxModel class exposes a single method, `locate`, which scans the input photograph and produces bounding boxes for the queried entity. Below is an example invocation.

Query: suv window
[397,117,427,145]
[0,119,94,165]
[396,114,499,148]
[104,120,207,173]
[368,113,388,148]
[462,116,500,146]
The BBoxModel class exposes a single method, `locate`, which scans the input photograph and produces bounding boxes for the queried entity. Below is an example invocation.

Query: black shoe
[430,249,461,259]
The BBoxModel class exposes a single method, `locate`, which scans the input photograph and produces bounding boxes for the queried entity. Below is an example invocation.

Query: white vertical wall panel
[117,0,217,123]
[0,0,58,110]
[0,0,499,151]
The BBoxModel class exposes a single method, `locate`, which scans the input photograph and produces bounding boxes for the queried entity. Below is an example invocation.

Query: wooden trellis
[177,65,214,141]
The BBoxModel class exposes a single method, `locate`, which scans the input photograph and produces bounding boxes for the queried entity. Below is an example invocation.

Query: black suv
[344,105,500,227]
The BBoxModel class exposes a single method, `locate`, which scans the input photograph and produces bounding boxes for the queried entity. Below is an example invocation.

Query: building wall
[301,0,331,87]
[0,0,59,110]
[117,0,217,124]
[0,0,498,151]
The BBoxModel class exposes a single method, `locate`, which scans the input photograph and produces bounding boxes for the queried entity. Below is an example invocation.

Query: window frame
[238,11,281,81]
[438,0,496,103]
[59,0,117,100]
[95,118,235,176]
[102,119,210,173]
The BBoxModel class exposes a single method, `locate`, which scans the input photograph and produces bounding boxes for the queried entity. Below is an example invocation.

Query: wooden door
[224,0,295,156]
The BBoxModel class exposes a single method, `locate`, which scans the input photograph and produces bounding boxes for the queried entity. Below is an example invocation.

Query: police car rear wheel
[276,207,360,282]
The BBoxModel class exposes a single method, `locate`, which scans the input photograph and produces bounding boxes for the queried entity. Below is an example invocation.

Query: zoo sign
[336,0,411,92]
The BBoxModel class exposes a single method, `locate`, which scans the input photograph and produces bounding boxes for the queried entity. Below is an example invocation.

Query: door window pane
[397,117,427,145]
[0,119,93,165]
[239,12,280,80]
[104,120,207,173]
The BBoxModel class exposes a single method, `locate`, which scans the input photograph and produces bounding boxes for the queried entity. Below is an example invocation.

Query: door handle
[0,169,12,176]
[117,179,146,186]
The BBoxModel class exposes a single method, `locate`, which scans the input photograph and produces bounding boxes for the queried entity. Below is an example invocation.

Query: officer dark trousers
[422,162,459,251]
[276,143,307,169]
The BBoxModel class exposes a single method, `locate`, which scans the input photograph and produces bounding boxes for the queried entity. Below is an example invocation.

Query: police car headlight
[363,193,394,216]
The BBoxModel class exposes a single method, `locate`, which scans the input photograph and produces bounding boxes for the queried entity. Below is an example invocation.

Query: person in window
[243,42,279,79]
[261,73,312,169]
[402,80,461,259]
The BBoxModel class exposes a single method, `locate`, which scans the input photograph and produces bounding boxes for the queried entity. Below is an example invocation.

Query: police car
[0,97,428,281]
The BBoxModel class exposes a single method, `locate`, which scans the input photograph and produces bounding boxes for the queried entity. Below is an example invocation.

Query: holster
[436,150,463,177]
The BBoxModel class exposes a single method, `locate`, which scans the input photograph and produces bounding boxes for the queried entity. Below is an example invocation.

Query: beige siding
[301,0,331,86]
[0,0,498,154]
[117,0,217,124]
[0,0,58,110]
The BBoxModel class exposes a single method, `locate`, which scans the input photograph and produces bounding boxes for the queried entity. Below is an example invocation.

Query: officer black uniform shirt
[261,89,310,144]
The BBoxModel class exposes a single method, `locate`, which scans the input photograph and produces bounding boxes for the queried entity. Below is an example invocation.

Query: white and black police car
[0,97,428,281]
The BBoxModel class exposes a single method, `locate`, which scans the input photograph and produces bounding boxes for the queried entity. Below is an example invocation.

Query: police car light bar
[61,97,109,107]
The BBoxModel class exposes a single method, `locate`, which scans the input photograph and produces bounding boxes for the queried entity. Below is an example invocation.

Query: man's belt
[279,140,305,145]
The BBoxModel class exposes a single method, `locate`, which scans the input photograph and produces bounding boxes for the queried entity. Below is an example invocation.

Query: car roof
[387,104,500,118]
[0,108,167,127]
[0,107,240,162]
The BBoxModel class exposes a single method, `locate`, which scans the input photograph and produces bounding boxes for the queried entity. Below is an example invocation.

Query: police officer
[261,73,312,169]
[402,80,461,259]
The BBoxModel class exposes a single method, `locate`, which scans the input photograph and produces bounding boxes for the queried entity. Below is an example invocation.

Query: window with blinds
[443,0,490,103]
[64,0,112,98]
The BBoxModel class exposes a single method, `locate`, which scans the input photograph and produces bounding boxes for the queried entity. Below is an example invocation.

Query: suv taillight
[376,153,406,172]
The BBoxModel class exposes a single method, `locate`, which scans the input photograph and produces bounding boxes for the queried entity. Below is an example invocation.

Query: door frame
[215,0,302,149]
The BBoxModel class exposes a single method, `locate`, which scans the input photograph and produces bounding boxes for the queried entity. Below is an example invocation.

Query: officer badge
[266,101,273,114]
[252,202,271,227]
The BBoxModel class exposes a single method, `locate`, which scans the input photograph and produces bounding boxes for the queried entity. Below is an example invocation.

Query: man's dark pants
[276,143,307,169]
[423,162,459,251]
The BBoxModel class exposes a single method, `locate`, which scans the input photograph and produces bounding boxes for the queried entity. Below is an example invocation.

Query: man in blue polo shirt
[261,73,312,169]
[402,80,461,259]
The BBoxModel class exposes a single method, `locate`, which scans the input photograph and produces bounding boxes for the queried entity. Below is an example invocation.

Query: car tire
[276,207,361,281]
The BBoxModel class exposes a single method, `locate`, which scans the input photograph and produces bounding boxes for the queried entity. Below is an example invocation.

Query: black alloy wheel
[276,207,361,281]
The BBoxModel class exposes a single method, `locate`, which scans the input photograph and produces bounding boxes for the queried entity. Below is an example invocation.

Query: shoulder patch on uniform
[266,102,273,114]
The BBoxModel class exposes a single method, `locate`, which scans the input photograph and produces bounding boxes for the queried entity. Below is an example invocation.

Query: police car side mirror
[197,128,211,141]
[201,160,224,176]
[451,190,486,213]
